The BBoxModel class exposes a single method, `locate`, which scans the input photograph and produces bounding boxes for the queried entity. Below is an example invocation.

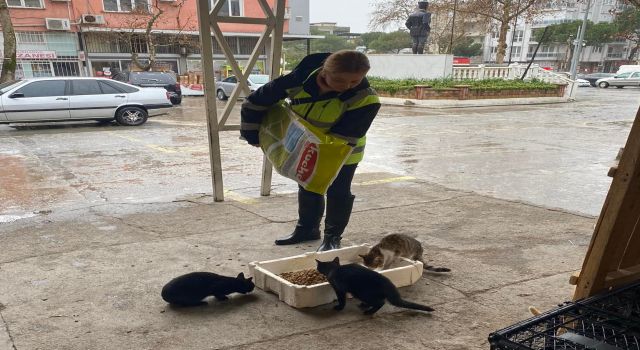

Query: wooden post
[573,106,640,299]
[260,0,285,197]
[196,0,224,202]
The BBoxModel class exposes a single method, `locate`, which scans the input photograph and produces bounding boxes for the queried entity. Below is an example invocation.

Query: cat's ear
[315,259,321,264]
[332,257,340,264]
[247,277,253,282]
[358,254,366,260]
[237,272,245,279]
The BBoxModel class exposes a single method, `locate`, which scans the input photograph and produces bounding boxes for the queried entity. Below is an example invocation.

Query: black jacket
[405,9,431,37]
[240,53,381,145]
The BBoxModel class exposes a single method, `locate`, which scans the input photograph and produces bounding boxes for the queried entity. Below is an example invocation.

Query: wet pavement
[1,87,637,222]
[0,87,637,350]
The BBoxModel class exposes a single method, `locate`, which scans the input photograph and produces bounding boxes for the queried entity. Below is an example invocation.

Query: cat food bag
[259,103,353,195]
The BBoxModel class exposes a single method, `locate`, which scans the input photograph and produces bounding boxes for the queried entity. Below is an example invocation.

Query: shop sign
[16,51,57,59]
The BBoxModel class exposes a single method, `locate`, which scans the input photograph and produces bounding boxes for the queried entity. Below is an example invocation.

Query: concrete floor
[0,86,637,349]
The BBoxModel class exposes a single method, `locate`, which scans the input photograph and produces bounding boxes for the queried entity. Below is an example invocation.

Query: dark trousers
[411,35,428,54]
[299,163,357,199]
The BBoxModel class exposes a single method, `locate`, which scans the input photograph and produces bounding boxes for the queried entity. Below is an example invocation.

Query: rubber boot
[316,195,355,252]
[275,188,324,245]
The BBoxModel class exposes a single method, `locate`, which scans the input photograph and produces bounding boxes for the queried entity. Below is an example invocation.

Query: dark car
[578,72,616,87]
[112,71,182,105]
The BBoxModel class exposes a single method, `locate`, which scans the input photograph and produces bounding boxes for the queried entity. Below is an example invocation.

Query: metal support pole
[260,0,286,197]
[197,0,224,202]
[507,0,521,65]
[570,0,592,80]
[521,26,548,80]
[449,0,458,54]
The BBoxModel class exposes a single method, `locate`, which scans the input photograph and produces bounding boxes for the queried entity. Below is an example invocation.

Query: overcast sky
[309,0,377,33]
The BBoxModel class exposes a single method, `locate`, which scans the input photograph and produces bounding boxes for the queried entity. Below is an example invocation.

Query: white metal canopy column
[195,0,285,201]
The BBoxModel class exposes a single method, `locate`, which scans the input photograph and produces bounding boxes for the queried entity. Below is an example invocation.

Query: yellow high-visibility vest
[283,69,379,165]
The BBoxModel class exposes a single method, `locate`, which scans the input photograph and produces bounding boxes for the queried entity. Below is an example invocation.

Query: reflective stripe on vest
[282,73,377,164]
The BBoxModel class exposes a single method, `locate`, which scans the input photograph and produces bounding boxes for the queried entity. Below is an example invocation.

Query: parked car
[112,71,182,105]
[576,78,591,87]
[215,74,270,100]
[596,71,640,88]
[0,77,172,126]
[616,65,640,74]
[579,72,615,87]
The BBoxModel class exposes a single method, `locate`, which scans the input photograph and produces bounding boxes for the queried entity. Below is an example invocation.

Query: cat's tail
[387,294,434,312]
[424,265,451,273]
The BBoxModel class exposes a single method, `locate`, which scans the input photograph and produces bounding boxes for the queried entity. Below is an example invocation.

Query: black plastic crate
[489,281,640,350]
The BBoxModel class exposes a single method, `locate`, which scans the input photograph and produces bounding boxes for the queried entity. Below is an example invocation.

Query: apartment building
[482,0,634,72]
[0,0,310,79]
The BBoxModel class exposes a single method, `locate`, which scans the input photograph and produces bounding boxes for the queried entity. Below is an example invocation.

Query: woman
[240,50,381,252]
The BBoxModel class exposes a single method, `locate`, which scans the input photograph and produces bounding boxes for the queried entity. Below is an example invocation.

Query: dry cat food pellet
[279,269,328,285]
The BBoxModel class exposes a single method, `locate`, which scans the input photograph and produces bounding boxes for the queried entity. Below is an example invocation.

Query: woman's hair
[323,50,370,74]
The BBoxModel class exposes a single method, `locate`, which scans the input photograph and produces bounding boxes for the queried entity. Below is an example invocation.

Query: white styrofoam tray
[248,244,423,308]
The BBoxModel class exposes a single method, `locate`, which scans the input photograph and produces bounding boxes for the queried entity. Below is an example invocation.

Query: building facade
[482,0,635,73]
[1,0,309,80]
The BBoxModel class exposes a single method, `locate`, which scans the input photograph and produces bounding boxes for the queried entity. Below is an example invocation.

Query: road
[0,86,638,222]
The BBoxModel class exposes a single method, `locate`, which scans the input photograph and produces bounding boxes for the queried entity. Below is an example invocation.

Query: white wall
[287,0,310,35]
[367,54,454,79]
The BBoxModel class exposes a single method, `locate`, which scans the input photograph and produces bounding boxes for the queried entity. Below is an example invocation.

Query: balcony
[526,52,563,59]
[606,53,624,59]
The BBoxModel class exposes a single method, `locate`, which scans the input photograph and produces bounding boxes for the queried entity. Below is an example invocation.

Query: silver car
[0,77,173,126]
[596,71,640,88]
[215,74,270,100]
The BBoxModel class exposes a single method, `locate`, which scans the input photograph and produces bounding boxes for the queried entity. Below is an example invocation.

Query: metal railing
[452,63,577,98]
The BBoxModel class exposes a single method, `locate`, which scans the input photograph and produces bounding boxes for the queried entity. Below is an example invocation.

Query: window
[104,80,139,93]
[510,46,522,56]
[211,0,242,16]
[513,30,524,42]
[16,32,46,45]
[593,46,603,53]
[630,72,640,78]
[98,81,124,94]
[615,72,631,78]
[223,76,237,83]
[71,80,102,95]
[7,0,43,8]
[491,31,499,39]
[16,80,66,98]
[103,0,149,12]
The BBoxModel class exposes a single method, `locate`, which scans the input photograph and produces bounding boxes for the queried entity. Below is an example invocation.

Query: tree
[452,37,483,56]
[309,28,356,52]
[360,32,385,49]
[0,0,16,82]
[456,0,547,64]
[369,0,415,30]
[613,8,640,60]
[368,30,413,53]
[283,40,307,71]
[103,0,196,71]
[533,20,617,69]
[369,0,491,54]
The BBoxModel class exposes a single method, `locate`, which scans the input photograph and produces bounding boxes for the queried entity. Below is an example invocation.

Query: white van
[617,65,640,74]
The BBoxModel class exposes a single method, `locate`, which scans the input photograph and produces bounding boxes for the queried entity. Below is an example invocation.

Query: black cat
[161,272,255,307]
[316,257,434,315]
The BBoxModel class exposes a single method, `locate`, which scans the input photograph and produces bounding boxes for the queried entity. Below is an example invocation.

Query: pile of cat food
[279,269,327,286]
